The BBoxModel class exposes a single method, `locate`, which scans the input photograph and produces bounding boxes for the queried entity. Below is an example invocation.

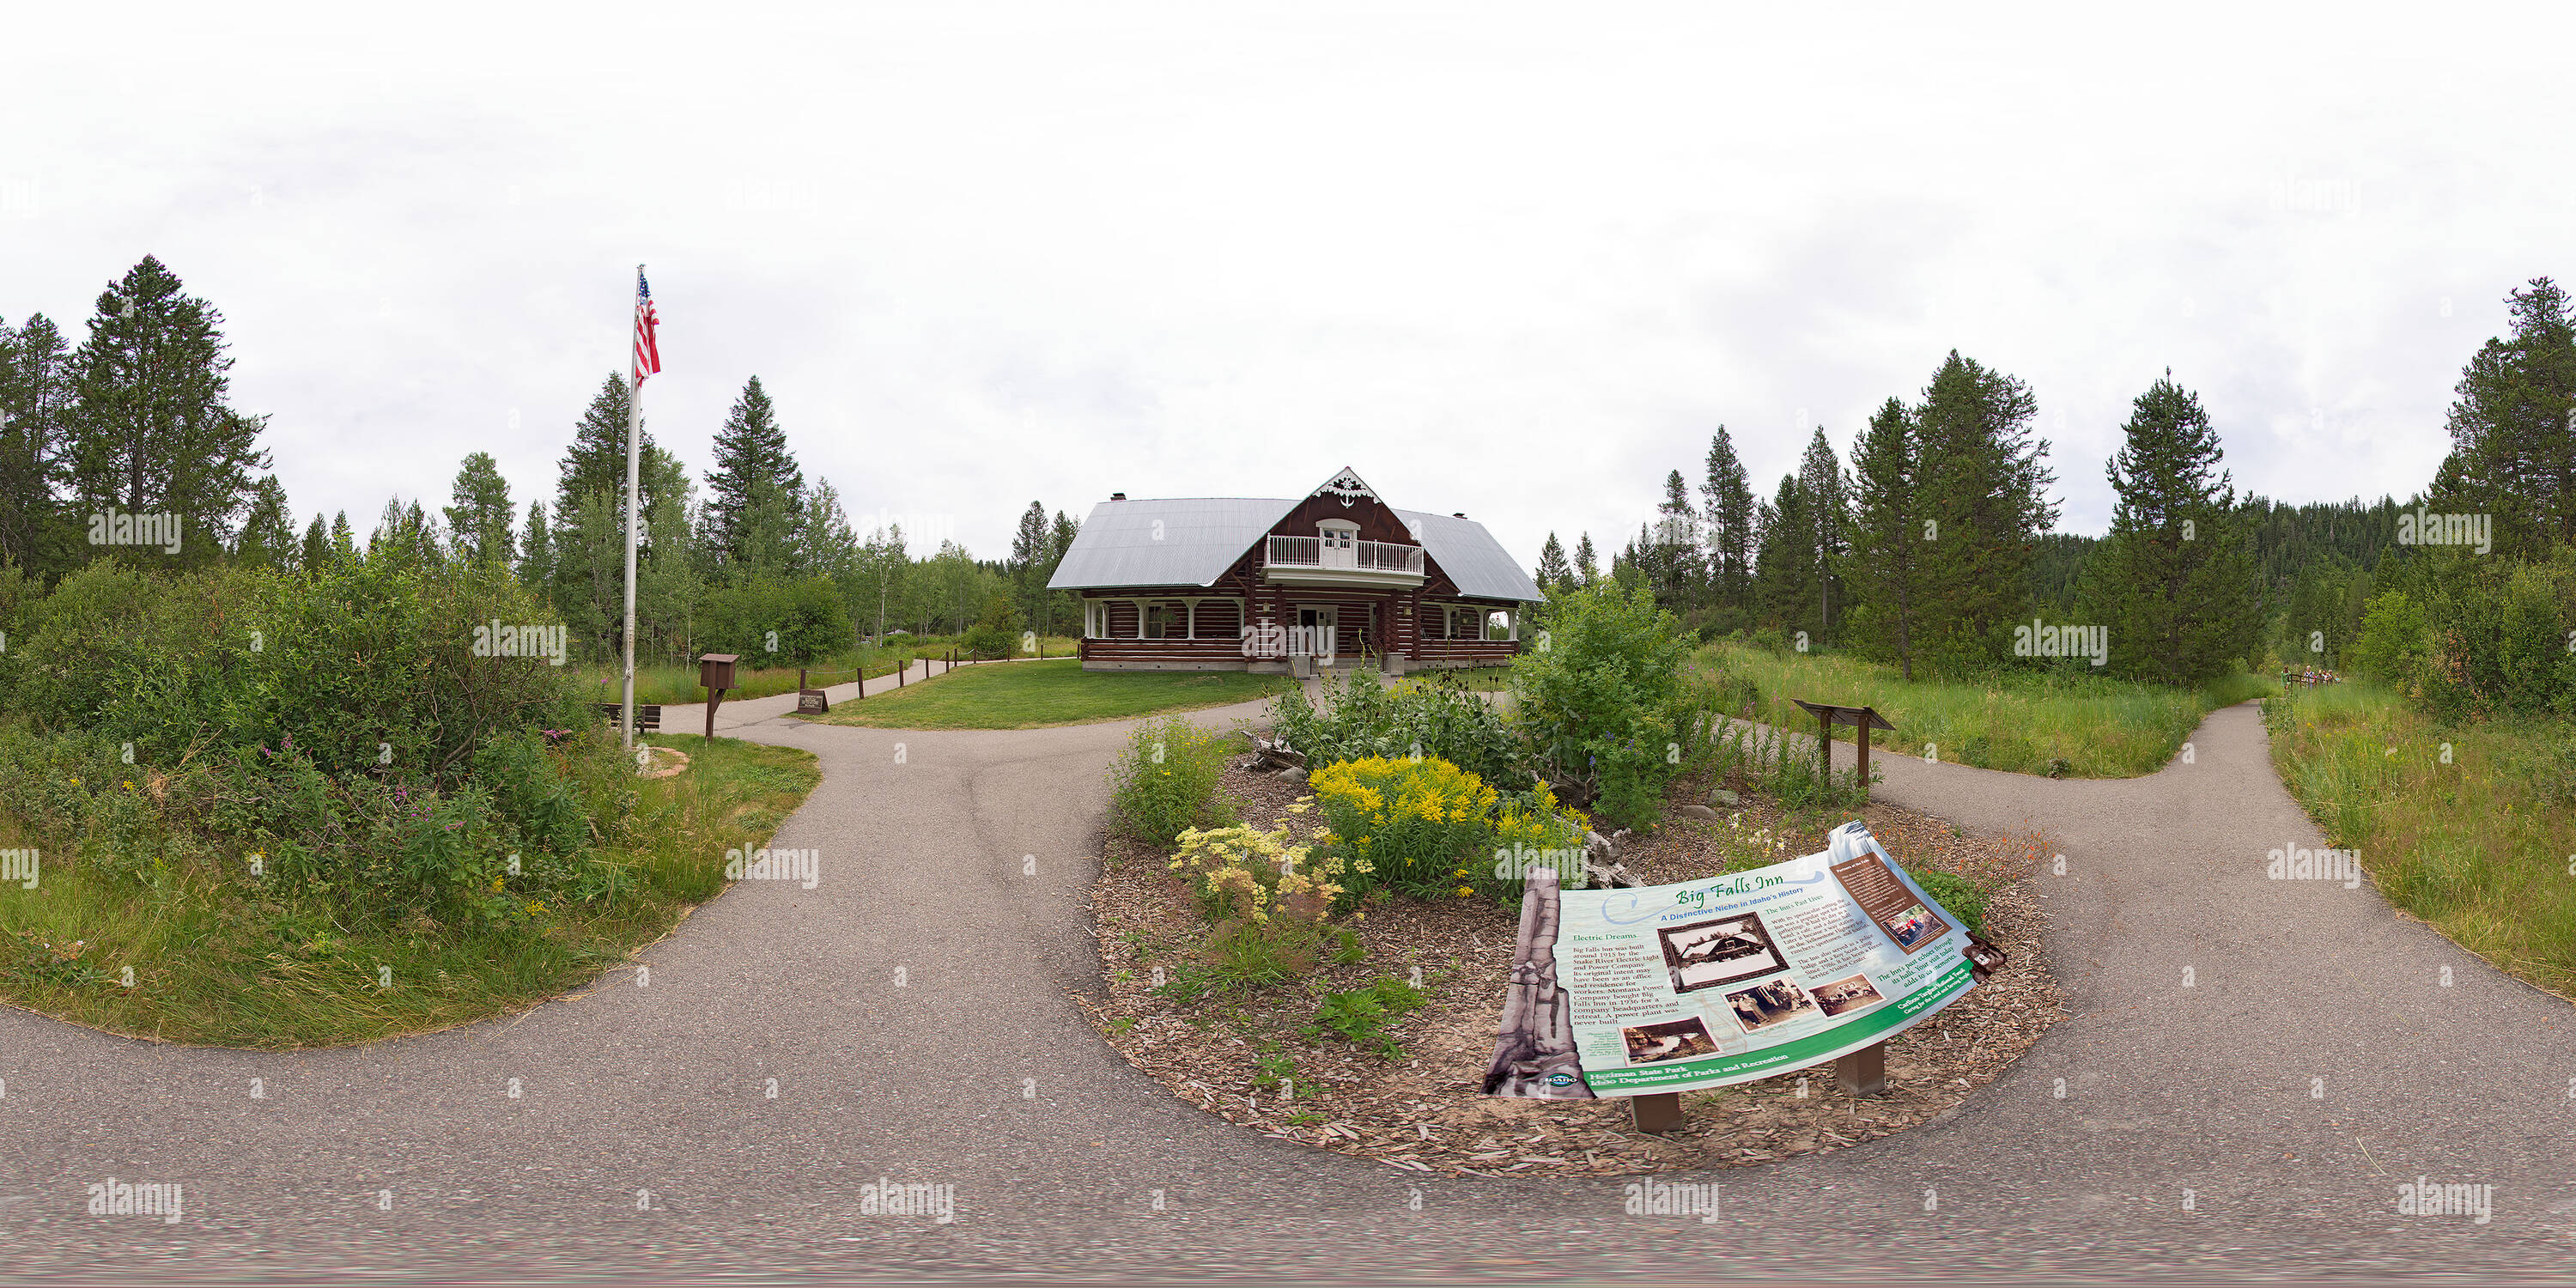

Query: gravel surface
[1084,763,2067,1178]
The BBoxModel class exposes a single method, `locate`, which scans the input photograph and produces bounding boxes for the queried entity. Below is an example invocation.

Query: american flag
[632,266,661,385]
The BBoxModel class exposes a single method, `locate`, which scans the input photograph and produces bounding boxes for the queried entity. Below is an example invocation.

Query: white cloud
[3,1,2567,569]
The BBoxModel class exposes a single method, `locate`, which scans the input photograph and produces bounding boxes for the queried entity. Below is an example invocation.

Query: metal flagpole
[621,264,644,751]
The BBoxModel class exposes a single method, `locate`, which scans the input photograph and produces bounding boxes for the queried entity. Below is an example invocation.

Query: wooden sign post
[698,653,739,743]
[1789,699,1896,802]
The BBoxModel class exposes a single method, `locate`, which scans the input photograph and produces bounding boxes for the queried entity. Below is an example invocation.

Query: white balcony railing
[1266,534,1424,574]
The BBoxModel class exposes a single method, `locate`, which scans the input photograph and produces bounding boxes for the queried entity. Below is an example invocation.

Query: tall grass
[2266,683,2576,998]
[0,737,818,1048]
[1701,641,2272,777]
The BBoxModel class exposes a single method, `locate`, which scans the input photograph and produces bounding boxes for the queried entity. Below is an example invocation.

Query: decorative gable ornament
[1315,467,1376,508]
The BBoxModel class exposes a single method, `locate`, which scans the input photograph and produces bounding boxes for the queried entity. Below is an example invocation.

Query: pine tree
[368,496,437,568]
[1649,470,1701,608]
[1907,351,2058,674]
[2078,373,2261,683]
[2437,277,2576,556]
[1572,532,1598,588]
[1699,427,1754,623]
[556,374,686,519]
[1751,473,1815,634]
[329,511,355,564]
[234,476,294,567]
[64,257,272,562]
[1534,532,1571,592]
[0,313,76,574]
[1845,398,1924,677]
[519,501,552,592]
[298,513,329,574]
[1009,500,1050,629]
[705,376,805,574]
[445,451,515,569]
[1044,509,1079,636]
[1795,427,1849,641]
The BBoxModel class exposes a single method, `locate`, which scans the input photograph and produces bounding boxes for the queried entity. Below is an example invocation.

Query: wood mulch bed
[1077,761,2068,1177]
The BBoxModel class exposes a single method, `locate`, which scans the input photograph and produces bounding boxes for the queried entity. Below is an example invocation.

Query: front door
[1295,605,1338,661]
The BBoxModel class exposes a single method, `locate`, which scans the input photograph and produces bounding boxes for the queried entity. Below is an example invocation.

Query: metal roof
[1047,497,1299,590]
[1048,494,1541,601]
[1392,508,1544,601]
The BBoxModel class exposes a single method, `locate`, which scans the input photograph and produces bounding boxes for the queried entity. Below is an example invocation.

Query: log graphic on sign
[1481,866,1596,1099]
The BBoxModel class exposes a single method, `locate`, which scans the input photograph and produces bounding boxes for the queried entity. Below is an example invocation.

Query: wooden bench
[598,702,663,732]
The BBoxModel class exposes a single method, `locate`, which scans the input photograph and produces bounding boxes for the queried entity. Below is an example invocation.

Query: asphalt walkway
[2,696,2571,1281]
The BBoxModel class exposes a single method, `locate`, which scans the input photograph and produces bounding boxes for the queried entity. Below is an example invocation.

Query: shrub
[1109,716,1236,848]
[1267,665,1524,787]
[962,595,1023,660]
[1167,823,1345,922]
[696,577,853,666]
[2352,590,2432,690]
[1511,583,1715,829]
[1907,866,1989,939]
[0,559,641,924]
[1309,756,1497,897]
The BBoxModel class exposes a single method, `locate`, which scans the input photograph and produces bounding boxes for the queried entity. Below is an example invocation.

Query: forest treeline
[1532,278,2576,717]
[0,256,1087,665]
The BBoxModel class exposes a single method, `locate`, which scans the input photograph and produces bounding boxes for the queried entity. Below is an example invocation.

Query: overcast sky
[6,3,2568,567]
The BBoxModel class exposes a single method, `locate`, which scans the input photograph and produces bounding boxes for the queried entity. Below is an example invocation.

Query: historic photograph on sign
[1809,972,1885,1018]
[1880,902,1947,950]
[1658,913,1787,994]
[1720,977,1820,1033]
[1620,1017,1719,1066]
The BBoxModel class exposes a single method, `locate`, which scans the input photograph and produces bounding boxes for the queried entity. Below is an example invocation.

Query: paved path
[3,699,2574,1282]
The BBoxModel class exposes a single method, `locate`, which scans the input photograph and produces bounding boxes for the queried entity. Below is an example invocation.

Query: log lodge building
[1048,468,1541,673]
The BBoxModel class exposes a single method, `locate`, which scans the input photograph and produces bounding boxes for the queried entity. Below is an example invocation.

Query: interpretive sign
[1485,820,1978,1099]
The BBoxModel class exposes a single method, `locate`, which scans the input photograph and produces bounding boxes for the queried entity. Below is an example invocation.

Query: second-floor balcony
[1264,533,1425,583]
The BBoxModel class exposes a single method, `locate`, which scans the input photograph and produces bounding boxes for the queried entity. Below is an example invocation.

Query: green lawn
[809,658,1291,729]
[0,736,817,1048]
[1701,641,2275,777]
[574,636,1083,706]
[2267,683,2576,999]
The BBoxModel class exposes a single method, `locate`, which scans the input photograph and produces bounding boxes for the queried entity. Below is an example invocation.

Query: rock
[1707,788,1741,806]
[1678,804,1721,821]
[1276,767,1307,782]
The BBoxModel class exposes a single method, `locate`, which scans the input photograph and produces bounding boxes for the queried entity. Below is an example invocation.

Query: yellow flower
[1455,885,1473,897]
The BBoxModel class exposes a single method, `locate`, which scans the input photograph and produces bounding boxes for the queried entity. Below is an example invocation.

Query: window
[1084,600,1109,640]
[1145,602,1186,640]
